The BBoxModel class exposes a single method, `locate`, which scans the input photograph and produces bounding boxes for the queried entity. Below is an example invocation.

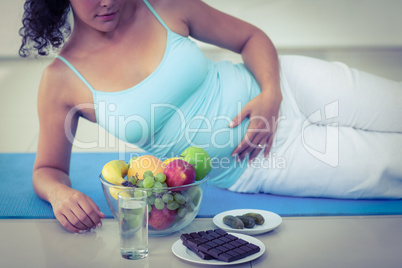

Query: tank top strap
[55,55,96,92]
[142,0,171,32]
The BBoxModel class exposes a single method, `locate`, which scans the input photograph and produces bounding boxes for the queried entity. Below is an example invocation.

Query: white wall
[1,0,402,58]
[203,0,402,49]
[0,0,26,57]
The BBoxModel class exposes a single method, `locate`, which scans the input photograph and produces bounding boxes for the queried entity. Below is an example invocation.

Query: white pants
[230,55,402,199]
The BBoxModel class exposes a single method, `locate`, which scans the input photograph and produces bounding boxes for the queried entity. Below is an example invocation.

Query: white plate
[172,232,265,265]
[213,209,282,235]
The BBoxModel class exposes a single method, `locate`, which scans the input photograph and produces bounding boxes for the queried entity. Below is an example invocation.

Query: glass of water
[118,189,148,260]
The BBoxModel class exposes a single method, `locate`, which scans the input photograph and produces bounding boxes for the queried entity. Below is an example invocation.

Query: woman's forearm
[32,165,104,233]
[32,167,72,203]
[241,29,281,98]
[230,29,283,159]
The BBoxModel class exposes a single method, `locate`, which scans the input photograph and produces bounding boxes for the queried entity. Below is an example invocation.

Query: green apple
[127,156,138,169]
[180,146,212,181]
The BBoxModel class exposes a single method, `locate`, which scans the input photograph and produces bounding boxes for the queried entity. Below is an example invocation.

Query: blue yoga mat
[1,153,401,219]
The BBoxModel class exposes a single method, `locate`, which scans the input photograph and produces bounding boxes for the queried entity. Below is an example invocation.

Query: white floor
[1,0,401,153]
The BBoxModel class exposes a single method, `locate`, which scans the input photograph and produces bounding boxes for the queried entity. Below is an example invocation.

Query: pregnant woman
[19,0,402,233]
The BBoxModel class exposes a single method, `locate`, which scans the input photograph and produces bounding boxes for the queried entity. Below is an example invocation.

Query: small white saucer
[213,209,282,235]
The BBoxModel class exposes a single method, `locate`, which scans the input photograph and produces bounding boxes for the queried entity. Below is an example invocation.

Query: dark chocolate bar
[180,229,260,262]
[180,233,214,260]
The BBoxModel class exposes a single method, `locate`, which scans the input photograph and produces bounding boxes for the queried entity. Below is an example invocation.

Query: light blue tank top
[56,0,261,188]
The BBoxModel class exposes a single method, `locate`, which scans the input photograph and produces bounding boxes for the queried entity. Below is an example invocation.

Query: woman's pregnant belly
[149,61,261,187]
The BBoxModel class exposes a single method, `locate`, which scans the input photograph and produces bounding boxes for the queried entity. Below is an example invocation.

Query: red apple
[163,159,196,188]
[148,206,177,230]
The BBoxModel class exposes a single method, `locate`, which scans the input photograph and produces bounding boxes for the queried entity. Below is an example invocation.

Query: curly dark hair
[19,0,71,57]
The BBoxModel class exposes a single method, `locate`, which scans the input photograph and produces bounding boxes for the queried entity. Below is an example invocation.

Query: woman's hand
[229,88,282,162]
[49,185,105,233]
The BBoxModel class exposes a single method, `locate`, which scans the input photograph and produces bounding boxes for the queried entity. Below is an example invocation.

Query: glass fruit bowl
[99,173,208,236]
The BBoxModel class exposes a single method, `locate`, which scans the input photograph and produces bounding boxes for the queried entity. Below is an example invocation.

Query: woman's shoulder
[38,57,78,108]
[150,0,191,8]
[40,58,70,91]
[147,0,201,35]
[149,0,199,15]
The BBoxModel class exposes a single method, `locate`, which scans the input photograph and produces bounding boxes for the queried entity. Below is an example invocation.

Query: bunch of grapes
[126,170,167,190]
[123,170,195,218]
